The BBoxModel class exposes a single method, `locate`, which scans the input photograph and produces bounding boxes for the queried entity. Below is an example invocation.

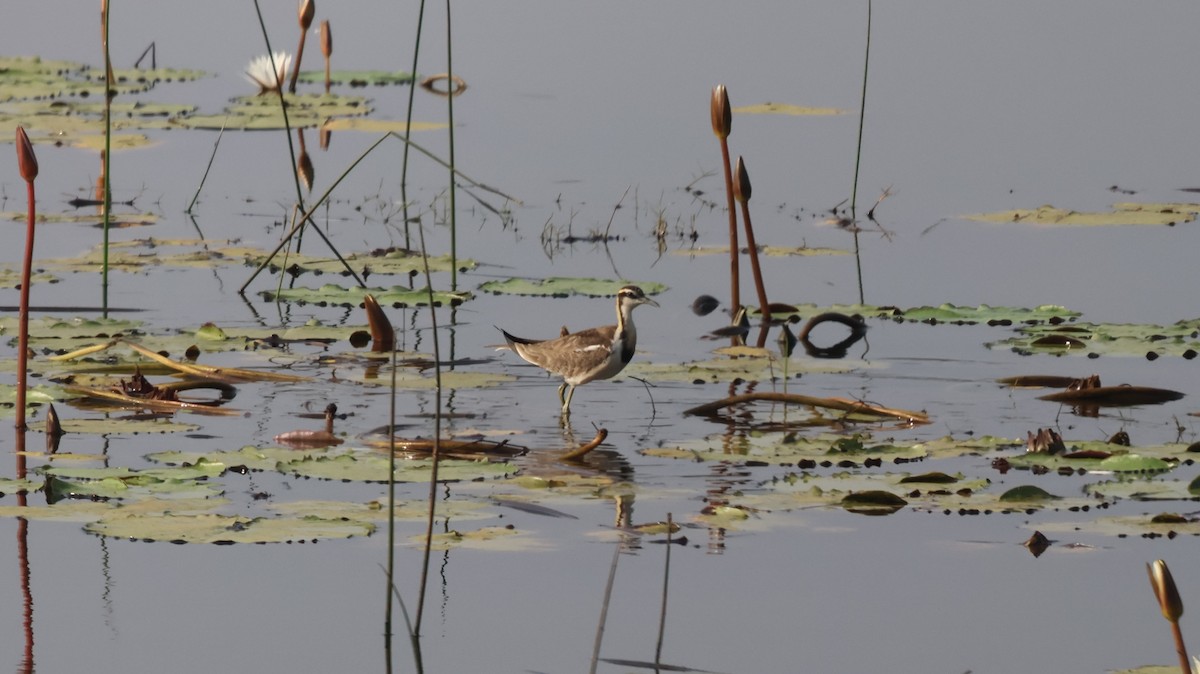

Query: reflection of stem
[444,0,458,292]
[18,500,34,672]
[588,542,621,674]
[413,208,444,639]
[654,513,673,666]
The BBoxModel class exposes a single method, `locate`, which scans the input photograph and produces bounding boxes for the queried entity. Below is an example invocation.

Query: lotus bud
[733,156,751,203]
[298,0,315,30]
[320,20,332,58]
[15,126,38,183]
[1148,559,1184,623]
[710,85,731,139]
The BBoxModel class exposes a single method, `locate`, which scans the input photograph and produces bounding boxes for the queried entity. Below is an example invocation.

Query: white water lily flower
[244,51,292,94]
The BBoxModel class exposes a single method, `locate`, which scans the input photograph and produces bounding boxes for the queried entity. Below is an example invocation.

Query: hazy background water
[2,1,1200,672]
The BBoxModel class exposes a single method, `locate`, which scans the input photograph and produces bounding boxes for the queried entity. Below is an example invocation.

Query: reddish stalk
[320,20,332,94]
[14,127,38,445]
[289,0,315,94]
[733,156,770,333]
[711,85,739,316]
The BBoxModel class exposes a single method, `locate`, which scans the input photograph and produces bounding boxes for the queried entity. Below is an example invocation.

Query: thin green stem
[445,0,457,291]
[850,0,872,304]
[399,0,428,253]
[850,0,871,223]
[102,0,112,318]
[251,1,307,214]
[239,132,392,293]
[186,118,227,214]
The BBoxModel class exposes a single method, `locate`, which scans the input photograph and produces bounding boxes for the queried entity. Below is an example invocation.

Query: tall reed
[101,0,113,317]
[849,0,872,303]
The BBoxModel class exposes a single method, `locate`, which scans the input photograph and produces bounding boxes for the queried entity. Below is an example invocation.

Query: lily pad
[278,451,516,483]
[259,284,471,308]
[415,525,547,551]
[248,249,475,277]
[174,93,371,130]
[85,513,373,543]
[640,432,927,466]
[991,319,1200,358]
[296,69,416,86]
[962,203,1199,227]
[674,245,849,257]
[477,278,668,298]
[733,102,847,116]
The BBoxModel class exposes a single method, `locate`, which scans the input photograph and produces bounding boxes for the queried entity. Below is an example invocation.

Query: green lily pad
[991,318,1200,358]
[319,118,448,133]
[0,268,58,289]
[640,432,927,466]
[477,278,668,298]
[998,485,1059,502]
[267,498,494,522]
[85,513,374,543]
[278,451,516,483]
[733,102,847,116]
[674,245,849,257]
[962,203,1200,227]
[248,250,475,277]
[756,303,1079,325]
[148,445,334,472]
[296,69,416,86]
[1034,514,1200,539]
[416,525,547,551]
[1086,477,1197,501]
[175,93,371,130]
[56,417,202,435]
[259,284,471,308]
[626,353,860,385]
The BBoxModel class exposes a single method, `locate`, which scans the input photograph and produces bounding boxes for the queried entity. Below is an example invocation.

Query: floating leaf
[992,319,1200,358]
[279,452,516,483]
[85,513,373,543]
[477,277,668,298]
[674,245,849,257]
[640,432,927,466]
[962,203,1199,227]
[998,485,1059,502]
[733,102,847,116]
[295,69,415,86]
[175,93,371,130]
[248,249,474,277]
[259,284,470,308]
[415,525,547,551]
[320,118,447,133]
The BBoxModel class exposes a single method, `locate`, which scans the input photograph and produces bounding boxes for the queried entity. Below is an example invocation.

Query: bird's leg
[561,384,576,413]
[557,383,568,407]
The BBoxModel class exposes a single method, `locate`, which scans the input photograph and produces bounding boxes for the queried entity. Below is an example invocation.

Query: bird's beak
[643,297,660,308]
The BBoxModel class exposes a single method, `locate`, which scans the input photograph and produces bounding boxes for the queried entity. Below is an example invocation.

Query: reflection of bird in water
[497,285,659,415]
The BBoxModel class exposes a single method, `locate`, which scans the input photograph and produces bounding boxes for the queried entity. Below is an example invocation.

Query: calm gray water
[2,2,1200,672]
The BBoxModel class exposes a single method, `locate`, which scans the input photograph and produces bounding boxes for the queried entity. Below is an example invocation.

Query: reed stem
[444,0,458,291]
[101,0,113,317]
